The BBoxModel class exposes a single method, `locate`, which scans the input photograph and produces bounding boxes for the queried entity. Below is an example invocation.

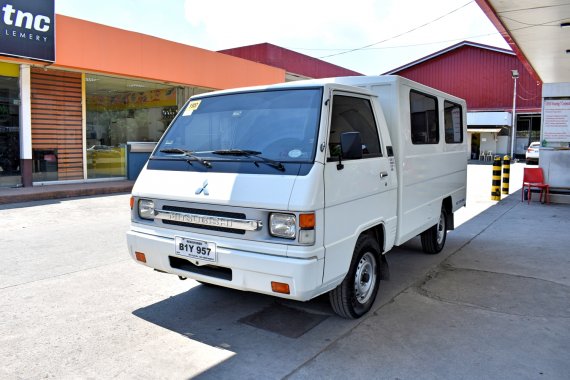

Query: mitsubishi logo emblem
[195,180,209,196]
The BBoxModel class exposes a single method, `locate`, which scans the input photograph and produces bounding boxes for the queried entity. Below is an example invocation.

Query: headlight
[138,199,155,220]
[269,213,296,239]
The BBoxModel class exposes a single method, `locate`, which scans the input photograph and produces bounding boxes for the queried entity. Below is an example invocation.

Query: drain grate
[239,303,329,338]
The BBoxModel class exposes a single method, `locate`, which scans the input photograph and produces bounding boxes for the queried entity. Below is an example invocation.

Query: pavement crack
[412,285,570,319]
[412,265,570,319]
[439,265,570,289]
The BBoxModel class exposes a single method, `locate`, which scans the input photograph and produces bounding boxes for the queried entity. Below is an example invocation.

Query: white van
[127,75,467,318]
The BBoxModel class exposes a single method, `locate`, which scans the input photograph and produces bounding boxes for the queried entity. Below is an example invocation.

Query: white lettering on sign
[4,28,48,42]
[1,4,51,32]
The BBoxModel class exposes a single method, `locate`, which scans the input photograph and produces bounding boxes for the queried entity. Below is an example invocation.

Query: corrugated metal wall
[393,45,542,112]
[31,68,83,180]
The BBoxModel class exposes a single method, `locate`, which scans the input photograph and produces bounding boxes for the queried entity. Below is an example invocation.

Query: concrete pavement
[1,163,569,379]
[289,193,570,380]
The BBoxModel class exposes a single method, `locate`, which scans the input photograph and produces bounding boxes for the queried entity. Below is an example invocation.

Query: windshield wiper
[159,148,212,168]
[212,149,285,172]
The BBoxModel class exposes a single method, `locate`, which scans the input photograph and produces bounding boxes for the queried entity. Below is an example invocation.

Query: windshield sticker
[183,100,201,116]
[288,149,302,158]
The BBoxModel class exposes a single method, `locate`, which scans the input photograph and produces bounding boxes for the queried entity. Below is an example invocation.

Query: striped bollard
[491,156,502,201]
[502,155,510,196]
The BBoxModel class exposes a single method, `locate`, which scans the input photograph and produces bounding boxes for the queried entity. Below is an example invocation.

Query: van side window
[328,95,382,159]
[410,90,439,145]
[444,100,463,143]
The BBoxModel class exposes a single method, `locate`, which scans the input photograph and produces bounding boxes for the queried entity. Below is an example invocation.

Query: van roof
[191,76,401,99]
[191,75,464,104]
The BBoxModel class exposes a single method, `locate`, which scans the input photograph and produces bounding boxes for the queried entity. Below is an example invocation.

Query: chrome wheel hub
[354,251,377,304]
[436,212,445,245]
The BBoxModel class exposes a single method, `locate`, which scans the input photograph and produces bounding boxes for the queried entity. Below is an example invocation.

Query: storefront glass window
[86,75,178,179]
[0,74,20,187]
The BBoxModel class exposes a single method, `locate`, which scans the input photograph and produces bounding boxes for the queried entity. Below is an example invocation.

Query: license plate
[175,237,217,263]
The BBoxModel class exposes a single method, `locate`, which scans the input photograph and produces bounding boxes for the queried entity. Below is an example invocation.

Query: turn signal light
[130,196,134,209]
[135,251,147,263]
[271,281,290,294]
[299,213,315,229]
[299,213,316,245]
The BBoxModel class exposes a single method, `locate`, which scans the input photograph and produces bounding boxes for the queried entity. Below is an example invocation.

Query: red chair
[522,167,550,204]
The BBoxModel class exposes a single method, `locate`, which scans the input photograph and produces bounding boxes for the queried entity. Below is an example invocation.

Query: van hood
[132,167,297,210]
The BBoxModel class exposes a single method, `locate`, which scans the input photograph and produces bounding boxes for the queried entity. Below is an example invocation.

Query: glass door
[0,75,20,187]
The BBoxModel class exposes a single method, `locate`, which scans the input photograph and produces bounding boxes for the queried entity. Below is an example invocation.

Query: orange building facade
[0,14,285,187]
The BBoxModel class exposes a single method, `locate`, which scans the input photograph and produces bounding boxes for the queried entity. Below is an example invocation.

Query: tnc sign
[0,0,55,62]
[2,3,51,32]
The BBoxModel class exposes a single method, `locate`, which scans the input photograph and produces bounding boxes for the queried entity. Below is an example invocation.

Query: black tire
[329,234,381,319]
[421,208,447,254]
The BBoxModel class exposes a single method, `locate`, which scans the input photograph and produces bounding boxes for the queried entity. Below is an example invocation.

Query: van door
[322,92,397,284]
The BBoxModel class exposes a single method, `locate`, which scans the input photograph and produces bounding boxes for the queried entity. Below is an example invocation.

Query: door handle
[380,172,389,179]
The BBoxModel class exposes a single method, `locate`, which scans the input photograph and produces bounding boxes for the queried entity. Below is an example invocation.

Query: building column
[19,64,33,187]
[82,73,87,180]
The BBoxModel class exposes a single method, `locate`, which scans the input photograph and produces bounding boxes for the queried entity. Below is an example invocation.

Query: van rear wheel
[421,208,447,254]
[329,234,381,319]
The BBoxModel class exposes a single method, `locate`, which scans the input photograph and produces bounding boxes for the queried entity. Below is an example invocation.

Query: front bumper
[126,226,326,301]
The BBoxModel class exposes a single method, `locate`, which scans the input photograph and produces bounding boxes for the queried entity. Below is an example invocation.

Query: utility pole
[510,70,519,159]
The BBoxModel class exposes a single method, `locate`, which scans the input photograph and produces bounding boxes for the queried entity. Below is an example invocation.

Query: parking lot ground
[290,194,570,380]
[1,163,569,379]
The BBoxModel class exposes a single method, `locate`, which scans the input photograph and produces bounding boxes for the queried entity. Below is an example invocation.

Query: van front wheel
[329,234,381,319]
[421,208,447,254]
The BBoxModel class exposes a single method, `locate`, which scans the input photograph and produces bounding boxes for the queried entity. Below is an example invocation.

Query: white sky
[55,0,509,75]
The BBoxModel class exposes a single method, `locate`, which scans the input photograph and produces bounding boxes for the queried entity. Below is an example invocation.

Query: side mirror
[340,132,363,160]
[337,132,362,170]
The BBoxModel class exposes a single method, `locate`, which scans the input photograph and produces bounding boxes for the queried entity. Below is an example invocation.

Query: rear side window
[328,95,382,159]
[444,100,463,144]
[410,90,439,145]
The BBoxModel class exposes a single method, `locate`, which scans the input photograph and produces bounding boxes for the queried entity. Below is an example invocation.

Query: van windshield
[154,88,323,166]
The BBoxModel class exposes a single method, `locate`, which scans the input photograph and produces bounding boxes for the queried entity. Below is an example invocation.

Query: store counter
[540,148,570,203]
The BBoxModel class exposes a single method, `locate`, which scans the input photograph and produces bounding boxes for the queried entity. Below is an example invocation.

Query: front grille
[161,205,246,234]
[169,256,232,281]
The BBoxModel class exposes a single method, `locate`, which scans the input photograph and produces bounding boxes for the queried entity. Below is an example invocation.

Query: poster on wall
[0,0,55,62]
[543,99,570,142]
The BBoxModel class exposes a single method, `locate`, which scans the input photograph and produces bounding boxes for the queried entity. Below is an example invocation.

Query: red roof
[384,41,514,74]
[219,43,362,79]
[384,41,542,113]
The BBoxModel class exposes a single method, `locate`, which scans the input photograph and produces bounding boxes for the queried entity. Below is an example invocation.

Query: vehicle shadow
[132,281,333,345]
[131,280,340,378]
[131,237,433,348]
[130,241,456,378]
